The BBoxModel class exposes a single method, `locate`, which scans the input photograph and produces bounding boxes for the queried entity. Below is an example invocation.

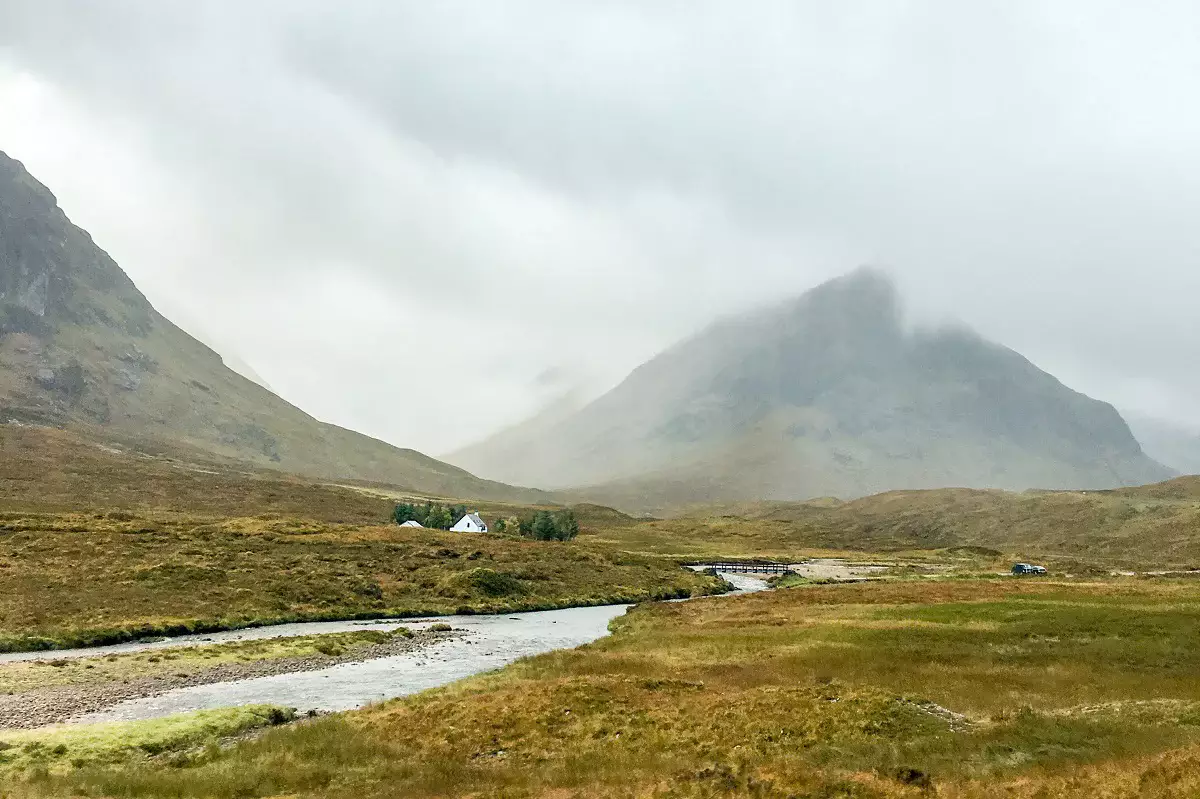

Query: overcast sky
[2,1,1199,454]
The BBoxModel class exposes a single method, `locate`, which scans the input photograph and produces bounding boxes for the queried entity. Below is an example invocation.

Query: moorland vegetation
[11,577,1200,797]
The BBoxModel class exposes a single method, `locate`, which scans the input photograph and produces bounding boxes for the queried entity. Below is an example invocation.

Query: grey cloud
[1,1,1199,452]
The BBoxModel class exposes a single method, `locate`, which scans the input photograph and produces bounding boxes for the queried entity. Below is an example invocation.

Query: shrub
[464,568,526,597]
[313,641,344,657]
[352,581,384,600]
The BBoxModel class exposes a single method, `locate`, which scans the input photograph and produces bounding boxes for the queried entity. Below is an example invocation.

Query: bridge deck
[705,562,793,574]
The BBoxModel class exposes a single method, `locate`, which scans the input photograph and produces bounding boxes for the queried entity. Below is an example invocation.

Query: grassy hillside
[0,425,396,522]
[13,577,1200,797]
[585,479,1200,569]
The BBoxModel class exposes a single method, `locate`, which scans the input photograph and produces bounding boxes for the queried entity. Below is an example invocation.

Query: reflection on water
[64,572,769,725]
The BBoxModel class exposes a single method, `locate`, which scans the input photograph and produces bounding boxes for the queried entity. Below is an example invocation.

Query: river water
[54,571,768,724]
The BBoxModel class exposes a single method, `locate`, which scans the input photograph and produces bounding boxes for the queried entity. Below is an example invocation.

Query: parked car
[1011,563,1047,576]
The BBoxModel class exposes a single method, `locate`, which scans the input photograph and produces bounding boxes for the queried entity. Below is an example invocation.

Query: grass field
[11,576,1200,797]
[0,511,724,652]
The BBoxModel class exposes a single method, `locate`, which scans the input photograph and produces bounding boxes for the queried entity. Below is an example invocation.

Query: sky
[1,1,1199,454]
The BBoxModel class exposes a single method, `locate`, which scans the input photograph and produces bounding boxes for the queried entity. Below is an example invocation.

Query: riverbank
[1,575,765,731]
[12,576,1200,797]
[0,627,460,729]
[0,511,726,653]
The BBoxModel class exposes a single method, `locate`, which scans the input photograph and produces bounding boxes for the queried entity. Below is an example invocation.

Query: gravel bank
[0,628,462,730]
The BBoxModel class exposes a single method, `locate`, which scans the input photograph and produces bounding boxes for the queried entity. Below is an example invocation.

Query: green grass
[0,511,725,652]
[13,578,1200,797]
[0,629,413,694]
[0,705,295,778]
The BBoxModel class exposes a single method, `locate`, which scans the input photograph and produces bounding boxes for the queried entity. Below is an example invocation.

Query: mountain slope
[454,268,1171,511]
[1125,413,1200,476]
[0,150,544,502]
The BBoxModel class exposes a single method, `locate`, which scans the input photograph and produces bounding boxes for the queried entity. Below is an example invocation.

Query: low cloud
[2,1,1199,452]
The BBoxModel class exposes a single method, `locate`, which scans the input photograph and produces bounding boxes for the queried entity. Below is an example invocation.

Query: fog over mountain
[454,270,1171,511]
[1124,414,1200,477]
[2,3,1200,455]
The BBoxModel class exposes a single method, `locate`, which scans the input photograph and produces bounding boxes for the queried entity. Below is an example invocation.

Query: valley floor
[8,575,1200,797]
[0,511,724,652]
[5,426,1200,796]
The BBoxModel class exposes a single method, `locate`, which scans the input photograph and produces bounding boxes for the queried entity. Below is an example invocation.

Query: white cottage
[450,513,488,533]
[399,520,424,528]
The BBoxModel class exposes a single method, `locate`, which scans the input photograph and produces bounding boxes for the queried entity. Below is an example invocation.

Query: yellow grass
[12,577,1200,797]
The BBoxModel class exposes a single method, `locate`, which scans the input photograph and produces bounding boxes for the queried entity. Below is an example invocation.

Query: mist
[2,1,1199,454]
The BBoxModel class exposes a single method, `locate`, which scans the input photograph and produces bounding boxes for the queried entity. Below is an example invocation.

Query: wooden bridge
[698,562,794,575]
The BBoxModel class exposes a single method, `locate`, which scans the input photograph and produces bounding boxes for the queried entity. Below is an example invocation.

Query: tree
[425,505,452,530]
[451,504,468,526]
[392,503,419,525]
[530,510,558,541]
[494,518,507,534]
[514,510,579,542]
[553,509,579,541]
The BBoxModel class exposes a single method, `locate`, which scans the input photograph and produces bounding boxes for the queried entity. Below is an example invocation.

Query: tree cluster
[393,501,470,530]
[517,509,579,541]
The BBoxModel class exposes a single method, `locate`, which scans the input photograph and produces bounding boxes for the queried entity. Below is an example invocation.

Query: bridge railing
[699,562,794,574]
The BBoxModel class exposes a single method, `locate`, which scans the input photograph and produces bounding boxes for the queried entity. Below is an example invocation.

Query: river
[50,571,768,724]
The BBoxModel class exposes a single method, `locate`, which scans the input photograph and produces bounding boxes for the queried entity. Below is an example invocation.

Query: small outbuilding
[450,513,488,533]
[399,520,424,528]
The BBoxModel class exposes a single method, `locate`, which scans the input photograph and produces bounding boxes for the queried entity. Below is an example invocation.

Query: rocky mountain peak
[0,150,152,339]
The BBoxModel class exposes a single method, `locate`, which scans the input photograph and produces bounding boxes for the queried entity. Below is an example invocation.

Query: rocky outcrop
[0,152,154,338]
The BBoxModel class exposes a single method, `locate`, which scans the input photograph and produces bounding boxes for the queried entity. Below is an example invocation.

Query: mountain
[1125,413,1200,476]
[0,150,544,502]
[453,268,1171,512]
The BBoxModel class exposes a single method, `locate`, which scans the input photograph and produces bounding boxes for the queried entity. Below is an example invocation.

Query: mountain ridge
[0,149,547,503]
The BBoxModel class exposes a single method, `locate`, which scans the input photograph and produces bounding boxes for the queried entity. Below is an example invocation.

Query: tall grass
[0,512,723,652]
[13,578,1200,797]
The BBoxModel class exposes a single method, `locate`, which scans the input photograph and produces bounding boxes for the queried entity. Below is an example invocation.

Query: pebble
[0,629,462,730]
